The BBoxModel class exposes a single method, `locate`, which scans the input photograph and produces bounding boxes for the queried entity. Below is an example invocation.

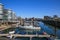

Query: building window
[0,10,3,14]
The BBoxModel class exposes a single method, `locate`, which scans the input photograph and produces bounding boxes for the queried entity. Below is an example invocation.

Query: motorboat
[19,25,41,30]
[7,31,15,39]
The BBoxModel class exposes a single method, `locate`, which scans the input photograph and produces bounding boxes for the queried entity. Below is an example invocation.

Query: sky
[0,0,60,18]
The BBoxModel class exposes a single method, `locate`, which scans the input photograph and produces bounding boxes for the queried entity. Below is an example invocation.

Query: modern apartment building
[0,3,17,21]
[0,3,4,20]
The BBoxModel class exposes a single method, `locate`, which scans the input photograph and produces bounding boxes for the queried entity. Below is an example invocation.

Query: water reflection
[15,37,48,40]
[0,22,60,40]
[39,22,60,38]
[39,22,55,34]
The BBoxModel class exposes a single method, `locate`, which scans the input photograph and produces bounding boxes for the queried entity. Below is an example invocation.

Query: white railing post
[30,37,32,40]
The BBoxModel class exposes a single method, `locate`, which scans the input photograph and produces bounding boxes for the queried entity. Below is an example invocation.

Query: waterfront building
[53,15,58,19]
[53,15,60,21]
[0,3,4,10]
[0,3,17,21]
[3,9,8,20]
[17,17,24,26]
[7,9,12,21]
[8,9,17,21]
[44,16,52,20]
[0,3,4,20]
[12,11,17,21]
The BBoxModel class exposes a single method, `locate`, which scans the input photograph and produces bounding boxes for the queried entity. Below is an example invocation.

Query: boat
[6,31,15,39]
[19,25,41,30]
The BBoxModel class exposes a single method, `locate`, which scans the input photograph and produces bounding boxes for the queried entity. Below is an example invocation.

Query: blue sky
[0,0,60,18]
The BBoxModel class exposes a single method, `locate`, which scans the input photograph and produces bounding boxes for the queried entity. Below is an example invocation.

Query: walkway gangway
[0,34,50,37]
[0,34,50,40]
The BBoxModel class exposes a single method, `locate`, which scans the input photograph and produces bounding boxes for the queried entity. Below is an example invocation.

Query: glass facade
[0,10,3,14]
[0,3,3,14]
[0,14,3,19]
[0,3,17,21]
[7,9,17,21]
[7,9,12,21]
[3,15,8,20]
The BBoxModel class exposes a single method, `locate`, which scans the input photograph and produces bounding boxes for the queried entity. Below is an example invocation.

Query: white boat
[19,25,41,30]
[9,31,15,34]
[7,31,15,39]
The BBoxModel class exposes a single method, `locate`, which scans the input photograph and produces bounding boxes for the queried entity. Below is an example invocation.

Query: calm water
[0,22,60,40]
[39,22,60,38]
[14,22,60,40]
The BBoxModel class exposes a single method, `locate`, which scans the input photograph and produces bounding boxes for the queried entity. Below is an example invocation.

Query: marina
[0,3,60,40]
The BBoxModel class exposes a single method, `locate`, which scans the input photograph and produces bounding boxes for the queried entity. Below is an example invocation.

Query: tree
[53,15,58,18]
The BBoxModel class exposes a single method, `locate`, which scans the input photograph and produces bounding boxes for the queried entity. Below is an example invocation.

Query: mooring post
[30,37,32,40]
[54,21,57,38]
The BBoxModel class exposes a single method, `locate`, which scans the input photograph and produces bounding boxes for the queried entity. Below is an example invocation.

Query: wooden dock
[0,25,12,31]
[0,34,51,40]
[0,34,50,37]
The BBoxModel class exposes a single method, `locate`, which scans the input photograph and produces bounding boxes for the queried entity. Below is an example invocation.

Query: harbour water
[0,22,60,40]
[39,22,60,38]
